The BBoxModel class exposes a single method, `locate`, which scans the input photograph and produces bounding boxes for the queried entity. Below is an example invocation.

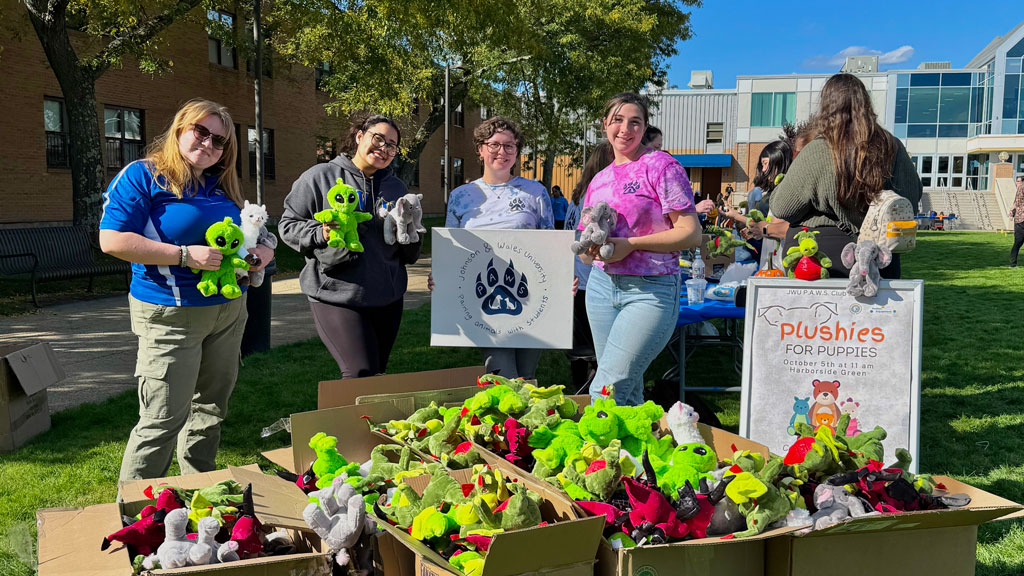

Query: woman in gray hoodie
[280,114,421,378]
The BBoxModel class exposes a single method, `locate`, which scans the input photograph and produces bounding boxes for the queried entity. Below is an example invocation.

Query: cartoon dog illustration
[757,302,839,328]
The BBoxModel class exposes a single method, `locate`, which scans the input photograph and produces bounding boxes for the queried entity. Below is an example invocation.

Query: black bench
[0,225,131,307]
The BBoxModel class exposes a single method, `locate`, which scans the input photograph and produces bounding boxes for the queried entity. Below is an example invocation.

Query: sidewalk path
[0,258,432,414]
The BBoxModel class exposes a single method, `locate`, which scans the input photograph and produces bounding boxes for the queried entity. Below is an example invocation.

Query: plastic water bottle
[691,248,705,280]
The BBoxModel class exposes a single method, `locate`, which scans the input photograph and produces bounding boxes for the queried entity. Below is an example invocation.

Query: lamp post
[444,62,450,205]
[252,0,264,205]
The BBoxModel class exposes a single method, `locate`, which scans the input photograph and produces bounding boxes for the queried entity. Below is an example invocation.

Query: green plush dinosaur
[474,482,542,532]
[833,412,887,470]
[783,228,832,280]
[449,550,485,576]
[309,432,361,489]
[577,394,670,460]
[646,442,717,497]
[728,456,793,538]
[528,419,585,477]
[783,422,847,481]
[313,179,373,251]
[466,383,527,418]
[557,440,623,502]
[192,217,249,298]
[705,224,754,259]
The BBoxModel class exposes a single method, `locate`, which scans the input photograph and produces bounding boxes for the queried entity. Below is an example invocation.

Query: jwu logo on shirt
[623,180,640,195]
[476,259,528,316]
[507,197,527,213]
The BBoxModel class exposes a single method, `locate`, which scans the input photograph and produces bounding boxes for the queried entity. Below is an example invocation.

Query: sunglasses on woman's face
[192,124,228,150]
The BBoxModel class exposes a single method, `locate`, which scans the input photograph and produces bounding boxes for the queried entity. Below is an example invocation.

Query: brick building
[0,1,483,224]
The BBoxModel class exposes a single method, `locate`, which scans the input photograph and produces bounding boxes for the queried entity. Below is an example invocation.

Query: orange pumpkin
[755,250,785,277]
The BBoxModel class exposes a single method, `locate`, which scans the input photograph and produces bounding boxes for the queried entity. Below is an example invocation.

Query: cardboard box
[318,365,485,409]
[699,234,736,279]
[37,465,332,576]
[377,467,604,576]
[765,475,1023,576]
[0,342,65,452]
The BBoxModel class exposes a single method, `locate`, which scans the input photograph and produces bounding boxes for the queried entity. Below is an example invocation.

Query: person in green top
[769,73,922,279]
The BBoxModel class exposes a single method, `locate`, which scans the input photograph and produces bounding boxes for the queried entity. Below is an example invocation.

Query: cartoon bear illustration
[840,397,861,437]
[809,379,841,434]
[787,397,811,435]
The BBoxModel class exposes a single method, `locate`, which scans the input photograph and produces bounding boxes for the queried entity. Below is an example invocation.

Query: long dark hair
[603,92,650,125]
[752,139,792,194]
[572,140,613,204]
[342,113,401,155]
[812,73,896,209]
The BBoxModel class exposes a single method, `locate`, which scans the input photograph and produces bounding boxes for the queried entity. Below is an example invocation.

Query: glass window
[895,88,909,123]
[941,73,972,86]
[921,177,932,187]
[1009,37,1024,58]
[1008,58,1022,74]
[910,155,919,170]
[315,62,330,91]
[938,156,950,174]
[938,124,968,137]
[894,124,908,139]
[908,124,937,137]
[43,99,63,132]
[706,122,724,145]
[952,176,963,188]
[1019,119,1024,134]
[750,93,773,127]
[921,156,933,174]
[939,87,970,123]
[452,104,464,127]
[103,106,144,169]
[248,127,275,179]
[452,157,464,187]
[1003,74,1020,119]
[773,92,796,126]
[908,88,939,123]
[897,74,910,88]
[43,98,69,168]
[1003,119,1019,134]
[910,73,941,87]
[953,156,965,174]
[207,10,235,68]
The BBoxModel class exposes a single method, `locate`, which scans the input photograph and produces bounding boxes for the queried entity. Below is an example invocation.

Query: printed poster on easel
[739,278,923,472]
[430,228,575,349]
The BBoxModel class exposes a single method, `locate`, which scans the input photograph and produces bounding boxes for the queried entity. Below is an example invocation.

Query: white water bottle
[691,248,705,280]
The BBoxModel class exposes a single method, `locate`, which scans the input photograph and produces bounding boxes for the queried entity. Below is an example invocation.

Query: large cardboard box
[0,342,65,452]
[37,465,332,576]
[765,476,1023,576]
[318,365,485,409]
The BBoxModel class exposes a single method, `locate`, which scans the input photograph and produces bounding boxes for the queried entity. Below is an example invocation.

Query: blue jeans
[586,266,680,406]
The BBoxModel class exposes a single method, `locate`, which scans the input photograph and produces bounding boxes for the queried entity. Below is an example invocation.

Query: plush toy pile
[101,480,296,572]
[372,462,548,576]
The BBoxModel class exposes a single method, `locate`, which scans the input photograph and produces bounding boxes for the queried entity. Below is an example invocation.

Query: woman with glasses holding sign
[99,98,274,480]
[444,116,554,379]
[281,113,421,379]
[579,93,701,407]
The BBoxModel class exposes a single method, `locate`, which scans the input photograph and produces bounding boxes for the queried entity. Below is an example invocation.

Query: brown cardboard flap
[474,448,580,522]
[484,516,604,576]
[261,447,298,474]
[226,465,310,532]
[148,552,331,575]
[696,422,772,457]
[801,475,1023,537]
[318,365,485,409]
[357,386,482,410]
[4,343,65,395]
[375,531,416,576]
[37,504,127,576]
[290,400,412,474]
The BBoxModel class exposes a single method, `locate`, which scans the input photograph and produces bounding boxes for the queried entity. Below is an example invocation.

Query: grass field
[1,231,1023,574]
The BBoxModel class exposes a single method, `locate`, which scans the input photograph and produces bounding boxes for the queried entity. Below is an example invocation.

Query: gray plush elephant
[841,240,892,298]
[379,193,427,245]
[810,483,874,530]
[571,201,618,259]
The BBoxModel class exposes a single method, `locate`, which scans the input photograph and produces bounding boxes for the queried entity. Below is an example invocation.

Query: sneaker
[1011,263,1018,268]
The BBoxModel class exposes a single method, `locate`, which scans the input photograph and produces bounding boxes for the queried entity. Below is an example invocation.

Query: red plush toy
[229,484,263,559]
[101,487,184,555]
[503,417,533,465]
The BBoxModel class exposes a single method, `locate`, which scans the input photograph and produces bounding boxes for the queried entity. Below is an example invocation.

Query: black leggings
[782,226,901,280]
[566,289,597,394]
[1011,222,1024,266]
[310,299,404,379]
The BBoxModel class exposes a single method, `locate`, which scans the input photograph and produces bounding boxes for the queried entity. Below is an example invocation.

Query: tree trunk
[396,79,468,196]
[541,153,555,191]
[25,1,105,228]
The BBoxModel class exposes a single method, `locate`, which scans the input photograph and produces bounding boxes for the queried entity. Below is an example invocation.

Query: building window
[314,62,330,91]
[452,157,464,187]
[103,106,144,169]
[751,92,794,127]
[412,161,420,188]
[248,127,275,180]
[316,136,335,163]
[207,10,236,68]
[895,72,987,139]
[706,122,723,145]
[480,106,489,120]
[452,103,464,127]
[43,98,69,168]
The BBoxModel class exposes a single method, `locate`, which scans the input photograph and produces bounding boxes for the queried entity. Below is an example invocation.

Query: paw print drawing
[623,180,640,195]
[475,259,528,316]
[508,197,527,213]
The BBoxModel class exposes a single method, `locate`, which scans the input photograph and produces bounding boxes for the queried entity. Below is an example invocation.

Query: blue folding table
[661,291,746,402]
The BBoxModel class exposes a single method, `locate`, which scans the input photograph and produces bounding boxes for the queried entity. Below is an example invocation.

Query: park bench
[0,225,130,307]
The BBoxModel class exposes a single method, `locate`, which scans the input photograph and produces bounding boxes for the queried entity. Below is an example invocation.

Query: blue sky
[665,1,1021,89]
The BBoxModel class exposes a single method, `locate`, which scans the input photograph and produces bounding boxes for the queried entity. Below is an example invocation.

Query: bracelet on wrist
[179,245,189,267]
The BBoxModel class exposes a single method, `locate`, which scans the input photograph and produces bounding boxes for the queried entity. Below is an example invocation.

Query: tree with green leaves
[22,0,208,228]
[271,0,698,190]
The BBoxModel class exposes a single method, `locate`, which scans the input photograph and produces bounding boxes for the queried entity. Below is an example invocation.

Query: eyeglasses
[366,131,399,157]
[483,141,518,154]
[191,124,228,150]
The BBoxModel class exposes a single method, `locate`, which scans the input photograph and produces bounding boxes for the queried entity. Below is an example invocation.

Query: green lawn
[2,231,1023,574]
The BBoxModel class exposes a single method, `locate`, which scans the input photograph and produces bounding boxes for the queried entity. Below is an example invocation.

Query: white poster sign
[430,228,575,349]
[739,278,923,472]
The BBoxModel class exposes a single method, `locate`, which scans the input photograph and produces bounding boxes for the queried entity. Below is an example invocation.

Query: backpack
[857,190,917,253]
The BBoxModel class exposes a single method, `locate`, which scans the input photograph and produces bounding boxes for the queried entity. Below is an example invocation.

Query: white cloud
[803,45,915,69]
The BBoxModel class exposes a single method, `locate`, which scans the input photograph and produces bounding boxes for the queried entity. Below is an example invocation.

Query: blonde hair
[145,98,242,205]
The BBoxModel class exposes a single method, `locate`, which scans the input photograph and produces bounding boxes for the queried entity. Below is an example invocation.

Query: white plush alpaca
[156,509,193,569]
[238,200,271,287]
[666,401,704,446]
[379,193,426,245]
[187,516,220,565]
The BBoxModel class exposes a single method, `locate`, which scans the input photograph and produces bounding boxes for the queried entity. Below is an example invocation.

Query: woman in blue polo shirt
[99,98,273,481]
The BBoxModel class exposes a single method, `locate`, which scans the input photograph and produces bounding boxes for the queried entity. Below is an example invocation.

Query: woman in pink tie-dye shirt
[578,92,701,406]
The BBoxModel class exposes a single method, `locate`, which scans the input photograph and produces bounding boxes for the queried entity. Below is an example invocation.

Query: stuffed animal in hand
[193,217,249,298]
[841,241,891,297]
[237,200,277,288]
[705,225,754,258]
[783,228,832,280]
[378,193,427,245]
[303,479,367,567]
[314,179,373,251]
[572,201,617,259]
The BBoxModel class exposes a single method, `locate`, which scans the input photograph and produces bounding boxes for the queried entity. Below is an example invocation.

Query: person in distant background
[643,125,663,151]
[1009,176,1024,267]
[551,185,569,230]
